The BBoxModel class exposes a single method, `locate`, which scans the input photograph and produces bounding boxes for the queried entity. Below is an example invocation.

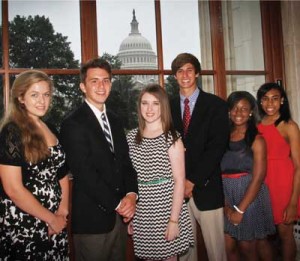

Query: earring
[281,101,284,105]
[249,113,252,117]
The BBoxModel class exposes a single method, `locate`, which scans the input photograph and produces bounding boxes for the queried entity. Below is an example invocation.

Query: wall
[281,1,300,124]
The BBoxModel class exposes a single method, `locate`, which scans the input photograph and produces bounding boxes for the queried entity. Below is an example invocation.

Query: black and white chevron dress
[127,129,194,260]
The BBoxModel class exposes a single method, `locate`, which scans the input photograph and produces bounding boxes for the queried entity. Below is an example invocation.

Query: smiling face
[18,80,51,120]
[140,92,161,125]
[229,98,252,128]
[175,63,199,96]
[80,67,112,111]
[260,88,283,118]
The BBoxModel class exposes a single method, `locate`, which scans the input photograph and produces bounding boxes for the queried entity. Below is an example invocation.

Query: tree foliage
[1,16,139,130]
[7,15,82,129]
[165,75,180,101]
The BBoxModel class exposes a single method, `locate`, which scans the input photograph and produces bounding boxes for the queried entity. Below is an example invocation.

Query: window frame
[1,0,284,110]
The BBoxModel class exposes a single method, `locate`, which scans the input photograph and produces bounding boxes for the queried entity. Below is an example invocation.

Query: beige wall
[281,1,300,124]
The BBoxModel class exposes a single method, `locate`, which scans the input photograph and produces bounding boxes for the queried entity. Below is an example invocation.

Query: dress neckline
[143,132,164,140]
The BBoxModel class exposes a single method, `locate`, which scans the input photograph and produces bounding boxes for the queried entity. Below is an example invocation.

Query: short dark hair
[227,91,259,147]
[257,82,291,125]
[171,53,201,75]
[80,58,112,83]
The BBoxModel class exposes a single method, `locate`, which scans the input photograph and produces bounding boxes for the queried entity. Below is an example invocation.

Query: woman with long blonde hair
[0,70,69,260]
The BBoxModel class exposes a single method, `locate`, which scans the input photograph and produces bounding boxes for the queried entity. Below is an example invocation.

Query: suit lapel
[82,102,114,154]
[185,90,208,140]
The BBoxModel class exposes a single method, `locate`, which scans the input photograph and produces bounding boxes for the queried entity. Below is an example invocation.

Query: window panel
[47,74,81,130]
[161,0,211,70]
[201,75,214,94]
[8,1,80,69]
[222,1,264,70]
[109,74,159,131]
[97,0,157,70]
[226,75,266,98]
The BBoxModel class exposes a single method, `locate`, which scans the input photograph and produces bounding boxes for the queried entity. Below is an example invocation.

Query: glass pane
[47,74,82,130]
[161,0,212,70]
[222,1,264,70]
[8,1,80,69]
[108,75,159,131]
[201,75,214,94]
[97,1,157,70]
[226,75,266,97]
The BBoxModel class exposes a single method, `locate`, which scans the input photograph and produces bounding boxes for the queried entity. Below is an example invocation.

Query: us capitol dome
[117,9,157,84]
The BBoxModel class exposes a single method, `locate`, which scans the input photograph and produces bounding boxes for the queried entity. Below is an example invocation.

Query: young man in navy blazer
[61,58,138,261]
[170,53,229,261]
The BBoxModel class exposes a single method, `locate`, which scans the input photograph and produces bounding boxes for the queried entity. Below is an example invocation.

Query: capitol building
[117,9,158,84]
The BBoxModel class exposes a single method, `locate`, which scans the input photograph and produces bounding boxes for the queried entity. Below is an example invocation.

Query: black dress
[0,122,69,260]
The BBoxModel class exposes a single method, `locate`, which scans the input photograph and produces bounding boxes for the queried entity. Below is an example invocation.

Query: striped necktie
[101,113,114,153]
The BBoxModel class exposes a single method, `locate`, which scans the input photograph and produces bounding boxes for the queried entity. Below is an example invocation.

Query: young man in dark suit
[170,53,229,261]
[60,58,138,261]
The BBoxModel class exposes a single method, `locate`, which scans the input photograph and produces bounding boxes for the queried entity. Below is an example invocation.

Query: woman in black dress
[0,70,69,260]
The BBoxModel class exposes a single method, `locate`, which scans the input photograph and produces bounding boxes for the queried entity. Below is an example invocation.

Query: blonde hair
[1,70,54,163]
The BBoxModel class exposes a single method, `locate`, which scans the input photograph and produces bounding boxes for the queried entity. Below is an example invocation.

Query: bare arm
[284,121,300,224]
[0,164,66,234]
[229,136,267,225]
[165,138,185,241]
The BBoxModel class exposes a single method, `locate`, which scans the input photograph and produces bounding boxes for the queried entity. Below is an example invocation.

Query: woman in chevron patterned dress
[127,84,194,260]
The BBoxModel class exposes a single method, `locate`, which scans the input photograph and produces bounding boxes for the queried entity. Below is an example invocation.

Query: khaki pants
[180,198,227,261]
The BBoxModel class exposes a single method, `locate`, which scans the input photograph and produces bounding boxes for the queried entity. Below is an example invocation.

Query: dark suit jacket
[170,89,229,211]
[60,102,138,234]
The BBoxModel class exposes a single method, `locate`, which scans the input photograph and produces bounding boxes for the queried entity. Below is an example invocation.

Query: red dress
[258,123,300,224]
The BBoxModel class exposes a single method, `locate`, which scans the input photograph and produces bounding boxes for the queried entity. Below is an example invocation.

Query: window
[222,0,265,97]
[8,0,81,68]
[0,0,284,131]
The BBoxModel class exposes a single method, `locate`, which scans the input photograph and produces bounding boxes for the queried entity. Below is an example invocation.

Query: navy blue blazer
[60,102,138,234]
[170,89,229,211]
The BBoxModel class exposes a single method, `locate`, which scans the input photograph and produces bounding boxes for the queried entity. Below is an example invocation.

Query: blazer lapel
[185,90,208,140]
[82,102,113,154]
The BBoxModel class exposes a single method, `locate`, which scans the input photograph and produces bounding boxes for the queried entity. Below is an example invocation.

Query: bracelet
[233,205,244,214]
[169,219,178,224]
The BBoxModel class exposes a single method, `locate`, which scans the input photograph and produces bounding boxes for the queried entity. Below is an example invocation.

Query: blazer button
[115,187,119,191]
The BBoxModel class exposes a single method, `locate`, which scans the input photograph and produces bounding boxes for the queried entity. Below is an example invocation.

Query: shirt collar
[85,99,107,119]
[180,87,200,104]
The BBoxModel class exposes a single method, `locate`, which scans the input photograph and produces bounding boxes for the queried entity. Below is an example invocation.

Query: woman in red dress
[257,82,300,260]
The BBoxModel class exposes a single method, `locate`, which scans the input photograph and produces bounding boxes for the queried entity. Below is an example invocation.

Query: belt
[222,172,248,178]
[138,177,171,185]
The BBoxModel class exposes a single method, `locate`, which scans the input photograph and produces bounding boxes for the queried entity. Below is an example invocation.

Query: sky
[7,0,201,68]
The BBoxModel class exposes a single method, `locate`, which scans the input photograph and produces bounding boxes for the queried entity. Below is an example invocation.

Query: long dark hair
[257,82,291,126]
[227,91,259,147]
[136,84,178,144]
